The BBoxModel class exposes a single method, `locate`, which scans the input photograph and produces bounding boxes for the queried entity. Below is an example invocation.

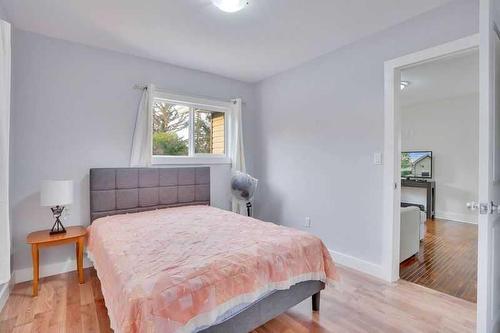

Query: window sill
[151,156,231,165]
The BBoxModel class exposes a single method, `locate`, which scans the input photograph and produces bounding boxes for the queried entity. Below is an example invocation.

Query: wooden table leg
[77,237,84,284]
[31,244,39,296]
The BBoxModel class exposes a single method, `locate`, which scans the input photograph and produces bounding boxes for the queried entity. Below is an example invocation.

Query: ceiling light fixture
[211,0,249,13]
[400,81,410,90]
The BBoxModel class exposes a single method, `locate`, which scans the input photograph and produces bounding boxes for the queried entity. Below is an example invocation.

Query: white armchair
[419,210,426,240]
[400,206,420,263]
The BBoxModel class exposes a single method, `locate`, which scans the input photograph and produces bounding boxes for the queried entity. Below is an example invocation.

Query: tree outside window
[153,101,225,156]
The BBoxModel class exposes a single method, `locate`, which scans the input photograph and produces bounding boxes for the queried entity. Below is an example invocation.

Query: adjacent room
[398,50,479,302]
[1,0,500,332]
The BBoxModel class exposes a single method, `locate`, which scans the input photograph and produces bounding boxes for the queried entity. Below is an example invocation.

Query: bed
[87,167,336,333]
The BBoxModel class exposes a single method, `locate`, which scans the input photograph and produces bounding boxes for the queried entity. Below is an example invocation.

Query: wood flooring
[0,265,476,332]
[400,218,478,303]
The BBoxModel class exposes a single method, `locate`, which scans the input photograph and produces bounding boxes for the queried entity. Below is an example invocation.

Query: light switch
[373,152,383,165]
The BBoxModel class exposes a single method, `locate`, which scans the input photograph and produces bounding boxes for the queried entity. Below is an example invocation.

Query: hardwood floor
[400,218,478,303]
[1,265,476,332]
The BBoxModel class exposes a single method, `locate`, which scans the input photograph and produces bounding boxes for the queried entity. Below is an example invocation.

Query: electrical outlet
[304,217,311,228]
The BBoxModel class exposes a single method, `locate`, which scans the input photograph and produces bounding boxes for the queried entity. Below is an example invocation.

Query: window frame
[151,91,231,165]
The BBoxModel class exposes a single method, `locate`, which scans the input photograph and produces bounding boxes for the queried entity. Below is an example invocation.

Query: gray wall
[254,0,479,265]
[10,29,258,273]
[0,3,7,21]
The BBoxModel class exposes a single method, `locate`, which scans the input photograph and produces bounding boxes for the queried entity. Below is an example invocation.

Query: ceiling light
[400,81,410,90]
[211,0,249,13]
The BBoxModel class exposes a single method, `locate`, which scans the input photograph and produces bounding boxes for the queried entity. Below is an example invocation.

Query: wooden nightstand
[26,226,87,296]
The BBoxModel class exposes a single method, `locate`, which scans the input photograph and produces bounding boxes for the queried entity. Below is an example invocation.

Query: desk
[401,179,435,219]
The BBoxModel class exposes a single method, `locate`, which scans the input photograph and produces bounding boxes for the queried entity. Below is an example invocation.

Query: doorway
[382,33,481,315]
[397,50,479,302]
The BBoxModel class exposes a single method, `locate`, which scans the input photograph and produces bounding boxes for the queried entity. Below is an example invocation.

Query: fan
[231,171,258,216]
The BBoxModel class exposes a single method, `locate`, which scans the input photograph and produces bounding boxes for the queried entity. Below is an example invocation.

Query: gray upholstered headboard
[89,167,210,222]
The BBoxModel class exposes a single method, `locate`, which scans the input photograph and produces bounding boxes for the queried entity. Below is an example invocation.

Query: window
[194,109,225,154]
[153,102,190,156]
[151,92,230,165]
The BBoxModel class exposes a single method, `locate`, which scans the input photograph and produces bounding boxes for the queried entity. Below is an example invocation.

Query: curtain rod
[133,84,245,105]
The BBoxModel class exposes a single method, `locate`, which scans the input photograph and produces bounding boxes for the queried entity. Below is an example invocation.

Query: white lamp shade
[40,180,73,207]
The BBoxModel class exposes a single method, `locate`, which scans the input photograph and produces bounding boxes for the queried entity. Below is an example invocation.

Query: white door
[477,0,500,332]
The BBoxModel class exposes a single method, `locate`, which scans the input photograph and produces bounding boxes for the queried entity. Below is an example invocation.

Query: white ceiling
[1,0,454,82]
[400,49,479,107]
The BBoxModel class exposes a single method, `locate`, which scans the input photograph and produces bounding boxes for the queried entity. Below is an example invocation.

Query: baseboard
[0,272,14,312]
[11,249,385,290]
[329,249,386,280]
[13,256,93,284]
[12,249,385,285]
[434,210,477,224]
[0,283,8,313]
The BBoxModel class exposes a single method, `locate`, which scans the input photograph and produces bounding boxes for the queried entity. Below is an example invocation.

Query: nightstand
[26,226,87,296]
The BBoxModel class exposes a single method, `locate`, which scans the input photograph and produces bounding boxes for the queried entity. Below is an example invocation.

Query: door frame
[383,34,479,283]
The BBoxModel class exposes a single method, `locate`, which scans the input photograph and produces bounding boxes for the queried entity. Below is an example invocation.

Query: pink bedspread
[87,205,336,333]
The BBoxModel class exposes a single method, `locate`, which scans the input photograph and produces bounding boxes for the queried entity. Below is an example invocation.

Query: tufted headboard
[89,167,210,222]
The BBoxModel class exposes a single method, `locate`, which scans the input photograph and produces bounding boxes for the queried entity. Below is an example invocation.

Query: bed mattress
[87,205,336,333]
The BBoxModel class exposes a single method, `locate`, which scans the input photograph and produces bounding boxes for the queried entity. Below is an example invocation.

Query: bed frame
[89,167,324,332]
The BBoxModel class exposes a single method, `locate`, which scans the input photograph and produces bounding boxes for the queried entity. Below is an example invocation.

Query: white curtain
[0,20,11,284]
[130,84,155,167]
[229,98,247,214]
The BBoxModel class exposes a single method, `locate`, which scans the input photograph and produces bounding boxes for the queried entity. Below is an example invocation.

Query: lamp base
[49,229,66,235]
[50,218,67,235]
[49,206,67,235]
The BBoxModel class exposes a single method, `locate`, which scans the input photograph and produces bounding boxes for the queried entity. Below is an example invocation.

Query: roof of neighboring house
[412,155,431,165]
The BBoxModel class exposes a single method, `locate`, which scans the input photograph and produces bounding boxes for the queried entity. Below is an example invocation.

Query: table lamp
[40,180,73,235]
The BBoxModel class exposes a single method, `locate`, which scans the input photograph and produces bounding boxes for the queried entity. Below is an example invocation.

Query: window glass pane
[194,109,225,154]
[153,101,190,156]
